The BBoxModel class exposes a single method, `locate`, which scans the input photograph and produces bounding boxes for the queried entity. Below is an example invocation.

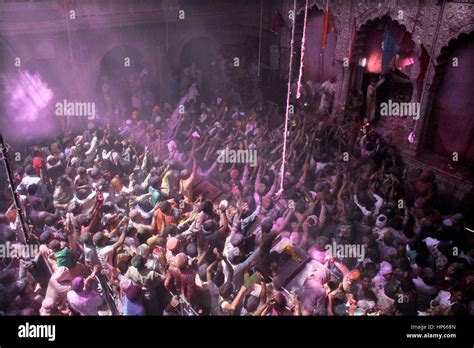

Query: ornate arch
[434,24,474,64]
[176,30,219,62]
[296,0,325,15]
[354,1,418,34]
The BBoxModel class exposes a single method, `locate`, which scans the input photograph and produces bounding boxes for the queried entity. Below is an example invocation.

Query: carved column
[331,0,352,117]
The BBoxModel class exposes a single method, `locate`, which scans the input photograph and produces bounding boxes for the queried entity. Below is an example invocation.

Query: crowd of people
[0,53,472,317]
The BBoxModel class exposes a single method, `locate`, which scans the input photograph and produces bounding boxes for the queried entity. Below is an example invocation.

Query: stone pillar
[411,59,436,156]
[331,0,353,118]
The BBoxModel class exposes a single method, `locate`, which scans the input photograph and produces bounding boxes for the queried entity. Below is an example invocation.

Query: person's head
[160,201,172,214]
[110,176,123,193]
[338,224,352,240]
[58,176,71,190]
[174,253,188,269]
[261,218,274,234]
[202,220,216,236]
[186,243,198,258]
[118,261,129,275]
[364,262,377,278]
[131,255,145,269]
[197,263,209,282]
[44,215,56,227]
[199,200,214,216]
[71,277,84,292]
[92,232,107,248]
[361,274,372,289]
[243,184,254,196]
[166,237,180,253]
[90,167,101,179]
[127,208,142,224]
[65,166,77,180]
[342,271,359,292]
[31,199,44,211]
[219,282,234,300]
[244,295,260,313]
[77,167,87,177]
[262,197,273,210]
[164,224,177,237]
[96,178,108,191]
[383,231,395,247]
[179,169,191,180]
[48,240,61,252]
[14,279,34,296]
[315,236,330,251]
[214,270,225,287]
[149,176,161,190]
[383,282,399,300]
[450,286,464,304]
[272,291,287,311]
[420,267,436,286]
[27,184,38,196]
[39,231,54,245]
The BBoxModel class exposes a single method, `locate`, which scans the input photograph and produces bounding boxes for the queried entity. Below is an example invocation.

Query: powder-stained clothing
[164,267,198,306]
[45,266,71,305]
[125,266,162,300]
[66,289,103,316]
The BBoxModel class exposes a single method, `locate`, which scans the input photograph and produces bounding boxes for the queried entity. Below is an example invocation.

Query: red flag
[348,18,357,63]
[321,0,332,48]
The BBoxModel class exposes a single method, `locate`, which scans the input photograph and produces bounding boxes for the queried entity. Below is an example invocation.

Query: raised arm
[111,219,129,253]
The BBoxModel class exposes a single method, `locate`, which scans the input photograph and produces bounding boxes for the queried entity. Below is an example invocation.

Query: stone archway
[96,44,148,123]
[424,31,474,166]
[177,35,218,102]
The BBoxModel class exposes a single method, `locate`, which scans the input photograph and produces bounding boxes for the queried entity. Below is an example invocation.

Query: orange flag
[322,0,332,49]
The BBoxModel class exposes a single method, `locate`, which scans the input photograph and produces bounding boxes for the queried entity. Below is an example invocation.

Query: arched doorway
[426,31,474,166]
[350,15,417,127]
[96,45,151,124]
[178,36,217,102]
